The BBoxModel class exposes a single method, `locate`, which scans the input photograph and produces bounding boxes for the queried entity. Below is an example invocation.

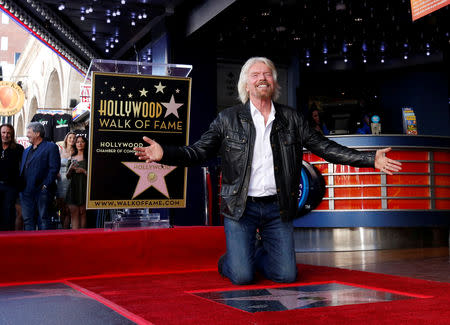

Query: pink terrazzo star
[122,162,177,198]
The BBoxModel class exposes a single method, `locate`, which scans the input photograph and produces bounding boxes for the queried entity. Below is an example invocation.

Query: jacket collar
[237,101,288,131]
[237,101,252,121]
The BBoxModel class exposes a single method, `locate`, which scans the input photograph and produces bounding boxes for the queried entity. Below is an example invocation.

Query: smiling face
[246,62,275,102]
[67,133,76,146]
[26,127,41,146]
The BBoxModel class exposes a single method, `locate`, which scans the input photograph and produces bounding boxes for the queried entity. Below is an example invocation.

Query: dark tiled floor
[296,247,450,283]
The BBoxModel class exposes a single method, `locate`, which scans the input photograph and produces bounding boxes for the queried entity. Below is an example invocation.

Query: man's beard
[254,83,273,99]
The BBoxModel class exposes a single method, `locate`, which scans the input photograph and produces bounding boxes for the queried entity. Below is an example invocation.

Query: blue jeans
[20,190,53,230]
[222,200,297,285]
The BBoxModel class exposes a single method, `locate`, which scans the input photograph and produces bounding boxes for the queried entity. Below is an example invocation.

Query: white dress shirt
[247,100,277,197]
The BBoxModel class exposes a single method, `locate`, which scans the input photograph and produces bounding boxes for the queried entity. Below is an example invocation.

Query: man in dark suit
[20,122,60,230]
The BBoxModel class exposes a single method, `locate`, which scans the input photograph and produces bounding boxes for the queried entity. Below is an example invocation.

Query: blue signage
[297,161,326,216]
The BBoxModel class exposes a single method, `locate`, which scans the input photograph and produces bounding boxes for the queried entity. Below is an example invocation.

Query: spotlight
[306,62,310,67]
[58,2,65,10]
[80,15,85,21]
[138,14,142,19]
[131,20,136,26]
[363,57,367,63]
[121,0,126,4]
[344,57,348,63]
[362,41,368,52]
[106,17,111,23]
[426,51,430,56]
[342,41,348,54]
[105,48,109,53]
[380,58,385,63]
[322,42,328,55]
[142,12,147,19]
[403,54,408,60]
[115,37,119,43]
[91,35,96,41]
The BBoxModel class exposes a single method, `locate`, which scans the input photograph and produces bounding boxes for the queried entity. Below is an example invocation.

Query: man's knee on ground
[229,270,255,285]
[269,267,297,284]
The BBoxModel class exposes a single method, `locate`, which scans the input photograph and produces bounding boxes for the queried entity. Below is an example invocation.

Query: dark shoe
[218,254,226,277]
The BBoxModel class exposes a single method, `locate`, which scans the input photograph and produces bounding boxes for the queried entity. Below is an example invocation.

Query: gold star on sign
[139,88,148,97]
[111,86,116,91]
[128,93,133,98]
[154,82,166,93]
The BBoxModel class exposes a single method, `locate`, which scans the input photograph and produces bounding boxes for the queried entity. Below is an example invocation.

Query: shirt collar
[32,141,43,151]
[249,100,275,120]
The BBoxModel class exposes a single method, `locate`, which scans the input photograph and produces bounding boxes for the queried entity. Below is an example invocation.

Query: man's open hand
[134,136,164,163]
[375,148,402,175]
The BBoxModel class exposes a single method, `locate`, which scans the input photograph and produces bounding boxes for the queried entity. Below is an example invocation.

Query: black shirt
[52,113,73,142]
[0,144,24,186]
[31,113,53,142]
[22,143,41,183]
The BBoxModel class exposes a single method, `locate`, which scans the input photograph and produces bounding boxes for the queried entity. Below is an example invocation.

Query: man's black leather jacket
[161,101,375,221]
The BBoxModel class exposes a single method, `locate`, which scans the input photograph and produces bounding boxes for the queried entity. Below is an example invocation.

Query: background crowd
[0,122,89,230]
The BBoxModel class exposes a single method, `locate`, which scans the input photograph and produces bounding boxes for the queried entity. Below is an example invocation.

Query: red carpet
[1,227,449,324]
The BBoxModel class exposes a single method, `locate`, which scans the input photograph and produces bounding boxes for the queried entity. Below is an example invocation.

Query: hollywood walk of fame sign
[87,72,191,209]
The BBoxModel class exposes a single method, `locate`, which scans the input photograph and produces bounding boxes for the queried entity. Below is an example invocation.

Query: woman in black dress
[66,136,88,229]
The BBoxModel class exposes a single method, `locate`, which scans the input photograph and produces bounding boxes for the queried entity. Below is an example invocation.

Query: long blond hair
[237,57,281,104]
[63,131,76,150]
